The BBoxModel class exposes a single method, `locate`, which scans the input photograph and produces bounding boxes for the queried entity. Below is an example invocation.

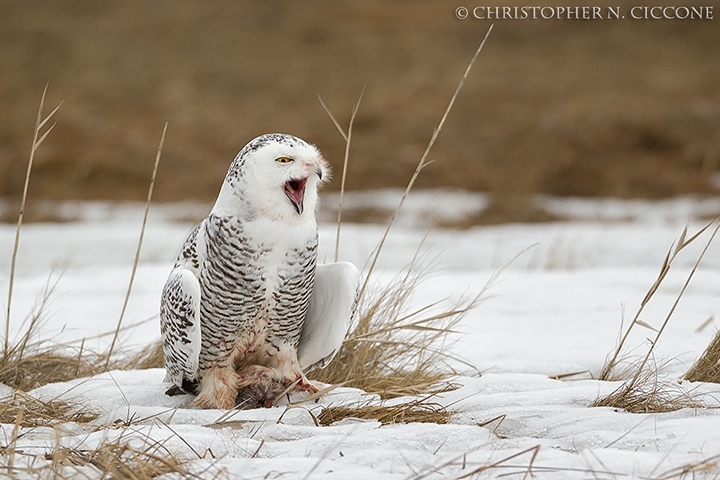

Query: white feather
[298,262,359,371]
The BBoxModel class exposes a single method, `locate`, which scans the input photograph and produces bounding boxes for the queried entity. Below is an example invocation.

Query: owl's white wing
[160,266,202,392]
[298,262,359,371]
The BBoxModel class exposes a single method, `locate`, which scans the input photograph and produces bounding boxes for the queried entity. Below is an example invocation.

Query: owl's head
[213,134,330,221]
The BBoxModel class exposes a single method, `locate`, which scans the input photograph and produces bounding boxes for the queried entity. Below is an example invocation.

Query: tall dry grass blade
[600,220,717,380]
[695,315,713,333]
[5,84,62,356]
[595,221,719,411]
[318,95,348,142]
[105,123,167,368]
[334,88,364,262]
[359,23,493,301]
[677,221,712,250]
[319,90,365,262]
[32,120,59,153]
[627,220,720,389]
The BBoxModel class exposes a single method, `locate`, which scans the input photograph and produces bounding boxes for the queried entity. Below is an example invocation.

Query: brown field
[0,0,719,223]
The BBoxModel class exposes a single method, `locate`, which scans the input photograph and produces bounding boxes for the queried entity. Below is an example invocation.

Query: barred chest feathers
[196,212,319,358]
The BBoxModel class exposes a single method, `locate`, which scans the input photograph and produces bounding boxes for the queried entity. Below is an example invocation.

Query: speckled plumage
[160,133,355,410]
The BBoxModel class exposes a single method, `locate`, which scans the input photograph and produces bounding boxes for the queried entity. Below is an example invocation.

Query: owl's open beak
[284,178,308,215]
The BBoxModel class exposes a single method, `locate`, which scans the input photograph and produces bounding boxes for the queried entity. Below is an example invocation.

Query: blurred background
[1,0,719,224]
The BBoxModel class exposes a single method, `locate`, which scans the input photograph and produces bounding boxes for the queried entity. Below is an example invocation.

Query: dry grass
[2,349,103,392]
[594,221,720,412]
[0,337,203,477]
[0,269,103,392]
[591,360,704,413]
[600,222,717,381]
[123,342,165,371]
[1,106,167,396]
[0,284,165,393]
[317,397,452,426]
[1,433,203,479]
[42,441,195,480]
[4,85,61,356]
[0,390,99,428]
[592,387,702,414]
[308,264,482,398]
[684,329,720,383]
[0,334,171,393]
[0,102,192,479]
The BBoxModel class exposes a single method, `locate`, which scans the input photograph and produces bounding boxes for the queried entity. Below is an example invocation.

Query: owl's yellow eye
[275,157,294,164]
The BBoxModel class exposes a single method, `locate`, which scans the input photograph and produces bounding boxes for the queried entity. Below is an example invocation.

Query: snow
[2,193,720,478]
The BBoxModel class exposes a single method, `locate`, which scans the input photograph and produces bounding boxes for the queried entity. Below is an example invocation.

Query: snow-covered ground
[2,193,720,478]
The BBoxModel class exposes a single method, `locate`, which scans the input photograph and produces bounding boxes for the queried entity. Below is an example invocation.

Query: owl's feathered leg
[194,366,239,410]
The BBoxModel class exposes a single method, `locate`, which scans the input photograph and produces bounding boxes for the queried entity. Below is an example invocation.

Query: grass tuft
[0,301,164,393]
[591,360,704,413]
[308,264,482,398]
[0,272,104,391]
[594,220,719,412]
[318,397,452,426]
[42,441,193,480]
[2,349,102,392]
[684,329,720,384]
[600,221,718,381]
[0,390,99,428]
[122,342,165,371]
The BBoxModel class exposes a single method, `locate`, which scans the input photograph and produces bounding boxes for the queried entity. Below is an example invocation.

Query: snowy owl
[160,133,358,410]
